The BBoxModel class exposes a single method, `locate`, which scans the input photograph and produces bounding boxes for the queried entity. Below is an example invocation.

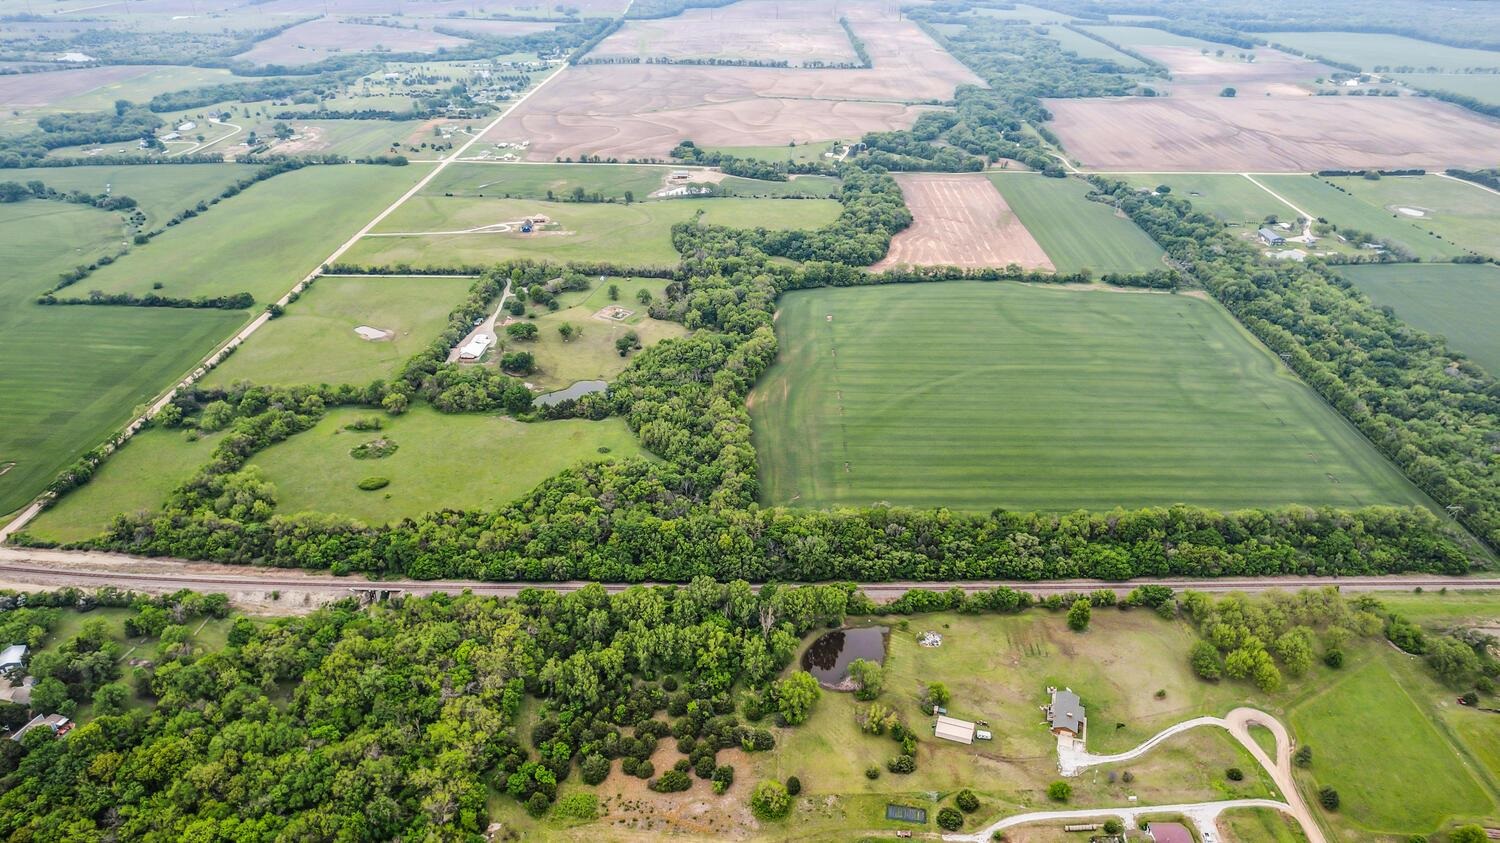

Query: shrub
[634,760,654,779]
[1450,827,1487,843]
[349,438,398,459]
[886,754,915,774]
[864,766,881,780]
[620,756,639,776]
[1225,767,1244,781]
[1318,786,1339,810]
[356,477,389,491]
[937,807,964,831]
[1294,746,1312,767]
[1104,819,1124,834]
[1047,781,1071,802]
[750,780,792,821]
[1120,771,1134,783]
[580,754,610,785]
[552,792,598,820]
[1323,648,1344,668]
[1066,599,1091,632]
[650,770,692,793]
[712,765,735,794]
[955,789,979,812]
[785,775,801,796]
[525,791,551,817]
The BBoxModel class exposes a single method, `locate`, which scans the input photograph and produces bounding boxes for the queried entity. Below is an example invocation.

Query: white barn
[934,714,975,745]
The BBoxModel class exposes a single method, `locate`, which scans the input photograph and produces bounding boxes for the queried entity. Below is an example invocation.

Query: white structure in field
[459,334,493,360]
[934,714,976,745]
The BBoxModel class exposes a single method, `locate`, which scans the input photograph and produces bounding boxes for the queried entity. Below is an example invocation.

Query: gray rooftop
[0,644,25,668]
[1050,689,1084,732]
[1258,227,1284,240]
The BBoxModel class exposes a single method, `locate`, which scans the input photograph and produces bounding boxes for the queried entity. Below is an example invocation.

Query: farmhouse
[11,714,71,742]
[934,714,976,745]
[0,644,25,672]
[1258,227,1286,246]
[1046,687,1086,738]
[1147,821,1195,843]
[458,334,493,361]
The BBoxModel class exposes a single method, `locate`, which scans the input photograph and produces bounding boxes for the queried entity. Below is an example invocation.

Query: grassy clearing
[1394,73,1500,105]
[0,199,242,516]
[1218,808,1309,843]
[202,275,477,388]
[514,278,688,391]
[1120,174,1287,226]
[80,164,427,303]
[1290,659,1493,834]
[1262,32,1500,71]
[249,405,647,524]
[1079,24,1230,50]
[751,282,1427,512]
[26,427,229,544]
[1,164,259,227]
[1255,175,1466,261]
[1337,263,1500,375]
[348,196,842,268]
[1330,174,1500,259]
[989,174,1166,274]
[426,163,670,201]
[1038,24,1147,66]
[1376,589,1500,626]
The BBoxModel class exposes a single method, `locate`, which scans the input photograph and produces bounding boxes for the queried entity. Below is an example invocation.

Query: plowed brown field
[874,173,1054,270]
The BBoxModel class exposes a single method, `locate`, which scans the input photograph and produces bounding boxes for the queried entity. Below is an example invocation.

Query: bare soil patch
[591,0,859,64]
[874,173,1054,270]
[233,19,471,66]
[1045,96,1500,171]
[1141,45,1331,97]
[0,65,154,108]
[408,17,556,38]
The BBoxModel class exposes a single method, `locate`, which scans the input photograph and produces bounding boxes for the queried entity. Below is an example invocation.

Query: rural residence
[1046,687,1086,738]
[1258,227,1286,246]
[11,714,71,742]
[1148,821,1195,843]
[0,644,25,672]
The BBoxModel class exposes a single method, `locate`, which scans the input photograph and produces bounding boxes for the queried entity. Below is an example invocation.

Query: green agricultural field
[1330,174,1500,258]
[1038,24,1146,67]
[202,275,478,388]
[1120,174,1287,226]
[346,196,843,269]
[1337,263,1500,375]
[718,174,841,198]
[0,199,243,516]
[25,427,228,544]
[1262,31,1500,71]
[750,282,1429,512]
[1290,659,1494,834]
[516,278,688,391]
[426,163,670,201]
[698,142,838,163]
[1079,24,1229,50]
[2,163,259,228]
[248,406,648,524]
[80,163,427,303]
[1254,175,1466,261]
[1395,73,1500,105]
[989,174,1165,274]
[975,3,1074,22]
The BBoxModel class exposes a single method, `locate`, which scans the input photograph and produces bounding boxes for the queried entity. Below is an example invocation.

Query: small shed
[935,714,976,745]
[0,644,26,672]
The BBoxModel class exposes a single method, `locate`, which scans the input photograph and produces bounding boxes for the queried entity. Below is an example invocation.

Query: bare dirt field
[407,17,557,37]
[873,173,1054,270]
[590,0,859,64]
[1045,96,1500,171]
[1141,45,1332,97]
[232,18,472,65]
[0,65,154,108]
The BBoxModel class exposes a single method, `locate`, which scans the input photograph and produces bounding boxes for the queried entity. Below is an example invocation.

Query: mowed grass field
[1262,31,1500,71]
[750,282,1429,512]
[518,278,688,391]
[80,164,427,303]
[1120,174,1287,225]
[3,164,259,228]
[1337,263,1500,375]
[1255,175,1466,261]
[346,196,843,268]
[427,162,840,201]
[0,199,243,516]
[202,275,478,388]
[25,427,228,543]
[989,174,1166,274]
[1330,174,1500,258]
[249,406,648,524]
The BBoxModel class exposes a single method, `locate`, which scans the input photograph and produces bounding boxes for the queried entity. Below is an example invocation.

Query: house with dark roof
[1258,227,1286,246]
[1148,821,1195,843]
[1046,687,1086,738]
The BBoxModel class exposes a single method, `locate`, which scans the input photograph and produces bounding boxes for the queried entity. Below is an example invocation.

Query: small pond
[801,626,888,690]
[533,379,607,408]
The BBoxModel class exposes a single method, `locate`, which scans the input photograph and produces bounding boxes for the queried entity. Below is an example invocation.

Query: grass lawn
[515,278,688,391]
[347,196,842,269]
[718,174,841,198]
[1261,32,1500,72]
[25,427,228,544]
[1255,175,1468,261]
[989,174,1166,274]
[1329,174,1500,259]
[79,163,428,303]
[1289,658,1494,835]
[1376,589,1500,626]
[0,199,243,517]
[1218,808,1309,843]
[202,275,478,388]
[1336,263,1500,375]
[1120,174,1287,226]
[248,405,648,524]
[1,163,259,228]
[751,282,1428,512]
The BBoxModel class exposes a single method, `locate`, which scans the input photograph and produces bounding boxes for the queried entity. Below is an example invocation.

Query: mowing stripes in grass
[989,174,1166,275]
[750,282,1428,512]
[1337,263,1500,376]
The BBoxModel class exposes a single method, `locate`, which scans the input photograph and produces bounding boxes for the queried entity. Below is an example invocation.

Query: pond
[801,626,888,690]
[533,379,607,408]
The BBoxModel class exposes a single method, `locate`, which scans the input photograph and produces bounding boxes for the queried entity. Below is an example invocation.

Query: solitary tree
[1220,86,1237,97]
[558,322,579,342]
[1067,598,1092,632]
[1047,781,1072,802]
[749,779,792,820]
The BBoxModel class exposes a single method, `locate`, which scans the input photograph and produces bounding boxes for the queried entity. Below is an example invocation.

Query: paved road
[0,546,1496,603]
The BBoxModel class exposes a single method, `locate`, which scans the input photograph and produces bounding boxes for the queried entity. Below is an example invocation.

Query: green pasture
[1329,174,1500,258]
[1254,175,1466,261]
[0,199,242,516]
[347,196,843,268]
[1120,174,1287,226]
[80,163,426,303]
[974,4,1074,22]
[699,141,838,163]
[203,274,478,389]
[989,174,1166,274]
[1337,263,1500,375]
[517,278,688,391]
[1262,31,1500,71]
[1078,24,1231,50]
[248,405,647,524]
[1218,809,1308,843]
[1037,24,1147,67]
[426,163,671,201]
[26,427,229,544]
[2,163,258,228]
[750,282,1429,512]
[1395,73,1500,105]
